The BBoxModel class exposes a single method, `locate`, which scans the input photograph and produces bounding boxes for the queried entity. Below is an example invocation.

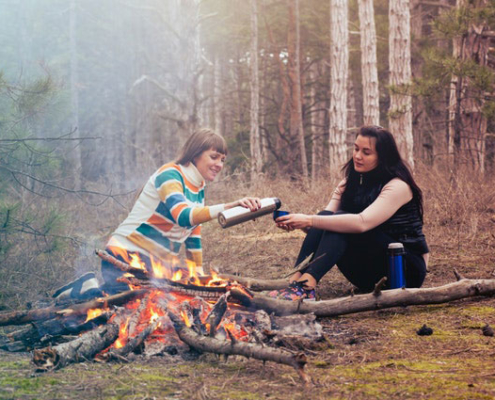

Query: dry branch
[230,278,495,317]
[32,321,120,371]
[217,273,289,290]
[168,311,310,384]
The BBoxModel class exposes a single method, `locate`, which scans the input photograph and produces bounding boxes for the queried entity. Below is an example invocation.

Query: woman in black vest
[270,125,429,301]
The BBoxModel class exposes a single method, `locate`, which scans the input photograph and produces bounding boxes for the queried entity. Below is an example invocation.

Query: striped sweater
[108,162,224,267]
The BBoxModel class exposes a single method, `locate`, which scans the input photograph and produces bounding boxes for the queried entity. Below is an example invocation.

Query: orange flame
[114,317,130,349]
[186,259,201,286]
[85,308,104,322]
[180,310,192,328]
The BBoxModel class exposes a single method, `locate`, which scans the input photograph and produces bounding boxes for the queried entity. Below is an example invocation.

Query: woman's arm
[278,179,413,233]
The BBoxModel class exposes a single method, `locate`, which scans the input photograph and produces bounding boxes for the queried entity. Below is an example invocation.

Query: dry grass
[1,165,495,399]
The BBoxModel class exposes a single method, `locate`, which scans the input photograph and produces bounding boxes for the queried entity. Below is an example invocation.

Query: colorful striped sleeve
[154,167,212,227]
[185,225,202,266]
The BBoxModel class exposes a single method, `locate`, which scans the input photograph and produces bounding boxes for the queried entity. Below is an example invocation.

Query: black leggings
[296,211,426,292]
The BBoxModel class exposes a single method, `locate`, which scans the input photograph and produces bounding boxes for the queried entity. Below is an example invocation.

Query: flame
[114,317,130,349]
[129,253,146,270]
[180,310,192,328]
[186,259,201,286]
[172,270,183,281]
[85,308,104,322]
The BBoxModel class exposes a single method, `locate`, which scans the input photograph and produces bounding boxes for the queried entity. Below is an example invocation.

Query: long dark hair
[341,125,424,219]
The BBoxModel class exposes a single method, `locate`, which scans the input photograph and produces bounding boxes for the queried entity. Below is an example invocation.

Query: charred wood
[230,279,495,317]
[32,321,120,371]
[206,293,228,337]
[168,311,310,384]
[99,319,160,362]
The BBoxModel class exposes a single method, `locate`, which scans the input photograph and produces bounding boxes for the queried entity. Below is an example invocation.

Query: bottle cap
[388,243,404,250]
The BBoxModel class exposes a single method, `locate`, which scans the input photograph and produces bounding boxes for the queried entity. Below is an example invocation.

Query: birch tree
[329,0,349,172]
[358,0,380,126]
[250,0,263,179]
[388,0,414,168]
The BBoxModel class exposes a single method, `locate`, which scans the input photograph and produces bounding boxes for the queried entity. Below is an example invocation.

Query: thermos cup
[218,197,281,228]
[387,242,406,289]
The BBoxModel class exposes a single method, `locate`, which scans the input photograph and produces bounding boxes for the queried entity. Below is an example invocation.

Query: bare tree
[448,0,490,173]
[329,0,349,173]
[388,0,414,168]
[250,0,263,179]
[358,0,380,126]
[288,0,308,179]
[69,0,81,189]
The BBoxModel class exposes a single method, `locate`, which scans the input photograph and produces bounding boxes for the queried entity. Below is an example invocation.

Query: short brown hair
[175,128,228,165]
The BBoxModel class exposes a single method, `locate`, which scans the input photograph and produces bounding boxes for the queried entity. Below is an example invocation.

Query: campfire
[2,247,495,385]
[0,248,319,383]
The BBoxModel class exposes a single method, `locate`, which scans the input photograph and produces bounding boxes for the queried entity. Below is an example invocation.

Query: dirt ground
[1,175,495,399]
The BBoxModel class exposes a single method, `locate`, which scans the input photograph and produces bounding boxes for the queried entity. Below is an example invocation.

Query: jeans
[295,211,426,292]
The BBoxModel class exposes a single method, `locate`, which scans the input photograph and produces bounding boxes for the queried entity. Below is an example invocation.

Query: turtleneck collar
[179,162,205,187]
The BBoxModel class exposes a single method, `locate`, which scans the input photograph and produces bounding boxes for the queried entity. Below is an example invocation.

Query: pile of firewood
[1,250,495,384]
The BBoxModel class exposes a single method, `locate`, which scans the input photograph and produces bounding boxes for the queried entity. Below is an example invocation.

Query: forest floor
[1,173,495,399]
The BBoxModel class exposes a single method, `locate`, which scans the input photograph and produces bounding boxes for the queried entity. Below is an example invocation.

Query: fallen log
[0,290,148,327]
[168,311,310,384]
[32,321,120,371]
[230,278,495,317]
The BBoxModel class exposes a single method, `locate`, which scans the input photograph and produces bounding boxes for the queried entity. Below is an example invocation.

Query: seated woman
[101,128,260,294]
[270,125,429,301]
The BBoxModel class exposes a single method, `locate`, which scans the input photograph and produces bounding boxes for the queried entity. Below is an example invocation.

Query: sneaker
[267,280,316,301]
[53,272,102,301]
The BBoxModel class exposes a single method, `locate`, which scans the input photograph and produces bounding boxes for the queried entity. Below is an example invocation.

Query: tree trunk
[388,0,414,168]
[250,0,263,179]
[69,0,81,189]
[358,0,380,126]
[288,0,308,179]
[329,0,349,173]
[448,0,489,173]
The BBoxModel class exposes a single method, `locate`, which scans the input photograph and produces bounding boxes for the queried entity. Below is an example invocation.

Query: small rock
[482,324,494,337]
[416,324,433,336]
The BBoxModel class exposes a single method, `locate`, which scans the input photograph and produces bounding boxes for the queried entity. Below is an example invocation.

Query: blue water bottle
[387,243,406,289]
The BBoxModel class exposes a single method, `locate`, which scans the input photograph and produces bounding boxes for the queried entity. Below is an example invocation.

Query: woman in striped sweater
[102,129,260,294]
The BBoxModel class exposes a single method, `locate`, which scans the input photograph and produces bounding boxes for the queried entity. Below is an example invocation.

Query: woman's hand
[276,213,312,231]
[226,197,261,212]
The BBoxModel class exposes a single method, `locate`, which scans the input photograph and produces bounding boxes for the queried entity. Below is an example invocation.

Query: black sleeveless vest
[341,170,429,255]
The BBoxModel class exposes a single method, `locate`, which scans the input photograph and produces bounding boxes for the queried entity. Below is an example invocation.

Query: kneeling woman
[271,125,429,301]
[102,128,260,294]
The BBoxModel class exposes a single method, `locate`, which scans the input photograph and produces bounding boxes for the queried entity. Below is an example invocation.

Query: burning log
[99,319,161,362]
[167,311,310,384]
[95,249,149,279]
[32,321,121,371]
[0,290,148,327]
[206,293,229,337]
[230,278,495,317]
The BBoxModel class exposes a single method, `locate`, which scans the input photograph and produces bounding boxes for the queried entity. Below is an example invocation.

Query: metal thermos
[387,242,406,289]
[218,197,281,228]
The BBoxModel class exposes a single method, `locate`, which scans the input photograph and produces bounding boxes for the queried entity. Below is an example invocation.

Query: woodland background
[1,1,495,398]
[0,0,494,308]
